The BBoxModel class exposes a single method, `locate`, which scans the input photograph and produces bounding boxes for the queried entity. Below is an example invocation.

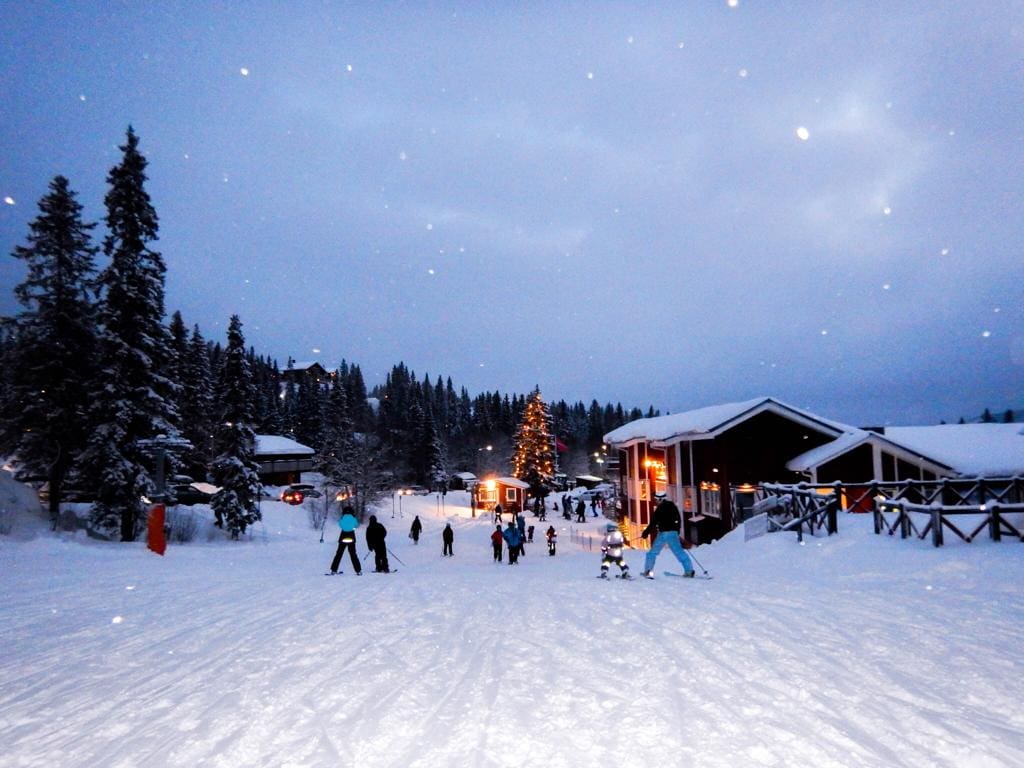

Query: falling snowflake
[3,196,14,205]
[428,268,435,275]
[399,151,407,161]
[346,64,353,72]
[796,126,810,141]
[940,248,949,255]
[627,36,635,44]
[426,223,433,231]
[738,68,748,78]
[727,0,739,7]
[79,94,87,102]
[982,331,992,338]
[882,284,891,290]
[820,330,828,336]
[312,348,321,354]
[678,42,685,49]
[586,72,594,80]
[882,206,892,215]
[240,67,250,76]
[112,616,124,625]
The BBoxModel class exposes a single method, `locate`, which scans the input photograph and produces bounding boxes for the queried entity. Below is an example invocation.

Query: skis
[663,571,713,580]
[597,572,633,580]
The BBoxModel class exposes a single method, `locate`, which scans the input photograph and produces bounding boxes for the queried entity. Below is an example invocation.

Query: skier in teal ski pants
[641,493,694,578]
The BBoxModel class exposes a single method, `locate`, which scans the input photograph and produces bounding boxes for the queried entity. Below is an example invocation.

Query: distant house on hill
[281,360,330,383]
[255,434,315,485]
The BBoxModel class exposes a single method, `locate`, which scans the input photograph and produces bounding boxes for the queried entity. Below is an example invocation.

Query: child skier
[599,522,631,579]
[546,525,557,556]
[491,524,504,562]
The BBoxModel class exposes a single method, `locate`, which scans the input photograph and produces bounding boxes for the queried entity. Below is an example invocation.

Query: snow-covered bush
[165,507,201,543]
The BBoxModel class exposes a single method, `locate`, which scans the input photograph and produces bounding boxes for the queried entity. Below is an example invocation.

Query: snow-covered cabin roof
[254,435,315,457]
[603,397,850,446]
[452,472,477,481]
[786,429,955,475]
[494,476,530,489]
[286,361,322,371]
[881,424,1024,477]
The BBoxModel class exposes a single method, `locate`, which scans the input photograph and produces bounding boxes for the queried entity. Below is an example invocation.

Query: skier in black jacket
[366,515,390,573]
[640,493,694,579]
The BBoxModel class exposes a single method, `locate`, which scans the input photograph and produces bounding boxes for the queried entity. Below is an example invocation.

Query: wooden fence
[754,477,1024,548]
[759,483,840,542]
[873,499,1024,547]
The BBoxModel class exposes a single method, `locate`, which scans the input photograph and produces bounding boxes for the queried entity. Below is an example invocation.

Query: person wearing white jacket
[598,522,631,579]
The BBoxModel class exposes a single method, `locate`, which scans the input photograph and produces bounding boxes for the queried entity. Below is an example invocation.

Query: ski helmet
[606,522,617,532]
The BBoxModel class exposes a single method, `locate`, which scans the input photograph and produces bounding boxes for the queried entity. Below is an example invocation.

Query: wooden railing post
[989,503,1001,542]
[931,508,943,547]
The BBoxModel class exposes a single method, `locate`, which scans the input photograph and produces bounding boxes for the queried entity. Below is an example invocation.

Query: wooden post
[931,508,943,547]
[990,504,1001,542]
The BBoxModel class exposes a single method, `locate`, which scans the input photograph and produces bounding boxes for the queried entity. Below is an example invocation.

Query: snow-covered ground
[2,476,1023,768]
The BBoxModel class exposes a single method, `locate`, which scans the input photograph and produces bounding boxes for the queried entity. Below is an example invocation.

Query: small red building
[475,476,529,514]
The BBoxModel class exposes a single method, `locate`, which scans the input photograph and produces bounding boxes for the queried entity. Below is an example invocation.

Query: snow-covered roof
[286,361,324,371]
[881,424,1024,477]
[786,429,955,475]
[604,397,850,445]
[494,476,530,489]
[786,430,874,472]
[452,472,477,481]
[254,434,315,456]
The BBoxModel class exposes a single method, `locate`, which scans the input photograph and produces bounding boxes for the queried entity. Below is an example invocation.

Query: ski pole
[688,548,710,576]
[386,547,406,567]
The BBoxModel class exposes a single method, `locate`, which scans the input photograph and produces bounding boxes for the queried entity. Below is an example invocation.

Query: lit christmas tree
[511,388,556,494]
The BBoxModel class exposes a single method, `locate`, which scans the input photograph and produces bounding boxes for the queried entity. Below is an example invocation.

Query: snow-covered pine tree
[511,388,556,495]
[87,128,180,541]
[317,376,355,486]
[4,176,99,522]
[409,401,445,486]
[210,315,262,538]
[179,324,215,475]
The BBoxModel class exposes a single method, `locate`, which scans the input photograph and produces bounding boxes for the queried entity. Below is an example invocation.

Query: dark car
[168,483,213,506]
[280,483,322,505]
[401,485,431,496]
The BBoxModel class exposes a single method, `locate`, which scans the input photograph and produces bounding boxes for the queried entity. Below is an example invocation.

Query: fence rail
[760,483,840,542]
[754,477,1024,548]
[874,500,1024,547]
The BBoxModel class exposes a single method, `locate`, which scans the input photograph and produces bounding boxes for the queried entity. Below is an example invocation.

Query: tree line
[0,128,654,542]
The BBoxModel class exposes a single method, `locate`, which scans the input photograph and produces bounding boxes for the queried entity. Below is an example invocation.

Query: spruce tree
[179,324,214,476]
[409,401,445,485]
[210,315,262,538]
[511,388,556,495]
[87,128,179,540]
[317,376,355,486]
[4,176,98,522]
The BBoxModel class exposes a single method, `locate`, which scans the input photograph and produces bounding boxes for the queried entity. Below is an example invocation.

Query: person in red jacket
[490,524,503,562]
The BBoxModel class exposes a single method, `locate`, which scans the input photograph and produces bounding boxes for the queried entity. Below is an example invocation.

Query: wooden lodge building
[603,397,1023,545]
[255,434,315,486]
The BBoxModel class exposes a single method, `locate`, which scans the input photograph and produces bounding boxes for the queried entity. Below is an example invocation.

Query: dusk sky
[2,2,1021,427]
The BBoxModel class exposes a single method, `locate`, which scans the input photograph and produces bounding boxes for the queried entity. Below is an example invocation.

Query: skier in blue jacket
[502,521,522,565]
[329,506,362,575]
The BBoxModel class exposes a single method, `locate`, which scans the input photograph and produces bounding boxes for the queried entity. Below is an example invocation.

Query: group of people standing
[328,492,695,580]
[328,506,392,575]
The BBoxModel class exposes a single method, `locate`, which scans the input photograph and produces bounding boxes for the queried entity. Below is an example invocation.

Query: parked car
[279,483,322,503]
[400,485,431,496]
[168,483,214,506]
